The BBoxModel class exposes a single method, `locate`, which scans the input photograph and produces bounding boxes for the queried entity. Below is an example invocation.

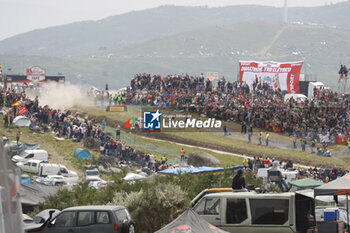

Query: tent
[314,173,350,231]
[4,141,40,156]
[73,148,91,159]
[154,208,229,233]
[122,173,147,181]
[289,178,323,190]
[13,116,31,127]
[158,166,243,176]
[20,183,59,213]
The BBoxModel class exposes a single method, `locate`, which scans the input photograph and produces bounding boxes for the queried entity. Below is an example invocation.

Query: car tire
[128,224,135,233]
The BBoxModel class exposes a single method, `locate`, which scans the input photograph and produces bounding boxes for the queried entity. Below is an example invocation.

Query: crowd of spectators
[243,156,347,183]
[0,88,166,172]
[123,73,350,143]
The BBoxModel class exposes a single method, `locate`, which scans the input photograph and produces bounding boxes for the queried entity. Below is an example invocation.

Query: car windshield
[87,171,99,176]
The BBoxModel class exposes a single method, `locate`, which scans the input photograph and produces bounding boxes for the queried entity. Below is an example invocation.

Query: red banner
[239,61,304,94]
[17,106,28,115]
[335,136,348,145]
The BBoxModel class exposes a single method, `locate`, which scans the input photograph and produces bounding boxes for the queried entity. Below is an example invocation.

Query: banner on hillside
[239,61,304,94]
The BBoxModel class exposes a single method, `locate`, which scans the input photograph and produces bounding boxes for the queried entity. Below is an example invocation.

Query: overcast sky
[0,0,346,40]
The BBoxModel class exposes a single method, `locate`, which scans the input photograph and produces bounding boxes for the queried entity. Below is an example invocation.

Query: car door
[193,197,222,226]
[30,161,38,173]
[42,211,77,233]
[74,211,96,233]
[94,211,113,233]
[74,210,113,233]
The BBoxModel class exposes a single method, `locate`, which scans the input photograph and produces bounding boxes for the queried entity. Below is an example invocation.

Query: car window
[203,198,220,215]
[26,154,34,159]
[52,211,76,227]
[226,199,248,224]
[32,162,37,167]
[60,168,68,174]
[194,199,206,215]
[97,211,110,224]
[78,211,95,226]
[24,162,30,166]
[250,199,289,225]
[115,209,128,221]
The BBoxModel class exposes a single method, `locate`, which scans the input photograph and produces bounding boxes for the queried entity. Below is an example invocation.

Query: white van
[39,163,78,183]
[12,149,48,163]
[192,192,315,233]
[16,159,43,174]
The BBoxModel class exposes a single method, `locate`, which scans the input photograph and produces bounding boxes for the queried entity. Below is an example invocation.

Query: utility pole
[283,0,288,23]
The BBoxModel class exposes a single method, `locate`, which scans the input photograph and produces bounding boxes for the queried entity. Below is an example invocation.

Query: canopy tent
[72,148,91,159]
[155,208,228,233]
[13,116,31,127]
[20,183,59,213]
[4,141,40,156]
[314,174,350,196]
[314,173,350,231]
[289,178,323,190]
[158,166,243,176]
[122,173,147,181]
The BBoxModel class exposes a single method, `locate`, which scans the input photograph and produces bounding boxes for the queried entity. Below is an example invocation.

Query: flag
[0,63,4,69]
[17,106,28,115]
[131,116,135,124]
[339,73,344,83]
[11,100,22,106]
[124,119,132,128]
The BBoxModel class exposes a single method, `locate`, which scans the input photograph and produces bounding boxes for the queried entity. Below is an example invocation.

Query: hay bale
[187,151,220,166]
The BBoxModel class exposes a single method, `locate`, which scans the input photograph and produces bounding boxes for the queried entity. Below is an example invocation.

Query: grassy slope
[75,104,350,169]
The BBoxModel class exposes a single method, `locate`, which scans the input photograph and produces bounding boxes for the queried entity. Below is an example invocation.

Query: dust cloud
[26,83,93,110]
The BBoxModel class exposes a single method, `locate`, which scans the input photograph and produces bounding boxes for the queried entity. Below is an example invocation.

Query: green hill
[2,21,350,89]
[2,2,350,57]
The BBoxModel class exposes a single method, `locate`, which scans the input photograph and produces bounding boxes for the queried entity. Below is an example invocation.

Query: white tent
[13,116,31,127]
[122,173,147,181]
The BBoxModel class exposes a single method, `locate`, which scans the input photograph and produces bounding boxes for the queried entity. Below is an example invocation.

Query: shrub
[109,183,189,233]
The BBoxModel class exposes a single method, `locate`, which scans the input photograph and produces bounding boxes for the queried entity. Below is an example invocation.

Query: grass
[0,125,100,178]
[75,104,350,169]
[124,132,243,166]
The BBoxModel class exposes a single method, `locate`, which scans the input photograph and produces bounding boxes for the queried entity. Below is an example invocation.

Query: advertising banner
[26,66,46,81]
[239,61,304,94]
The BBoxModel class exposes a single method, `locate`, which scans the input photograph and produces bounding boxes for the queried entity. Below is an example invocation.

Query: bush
[83,137,100,149]
[109,183,189,233]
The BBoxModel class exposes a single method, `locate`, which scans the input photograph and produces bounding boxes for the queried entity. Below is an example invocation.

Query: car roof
[63,205,125,211]
[203,192,295,198]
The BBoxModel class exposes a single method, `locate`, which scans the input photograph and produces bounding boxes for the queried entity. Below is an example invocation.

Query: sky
[0,0,347,40]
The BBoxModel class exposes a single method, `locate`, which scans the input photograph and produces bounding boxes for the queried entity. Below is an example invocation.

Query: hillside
[2,21,350,89]
[1,2,350,56]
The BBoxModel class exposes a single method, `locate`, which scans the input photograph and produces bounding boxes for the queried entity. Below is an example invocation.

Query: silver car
[37,205,135,233]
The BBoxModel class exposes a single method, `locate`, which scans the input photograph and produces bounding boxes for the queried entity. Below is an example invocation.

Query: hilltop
[1,2,350,57]
[2,21,350,89]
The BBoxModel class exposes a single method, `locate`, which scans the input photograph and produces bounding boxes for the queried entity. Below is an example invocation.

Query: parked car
[12,149,48,163]
[39,163,78,180]
[83,166,101,182]
[28,205,135,233]
[16,159,43,174]
[192,192,316,233]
